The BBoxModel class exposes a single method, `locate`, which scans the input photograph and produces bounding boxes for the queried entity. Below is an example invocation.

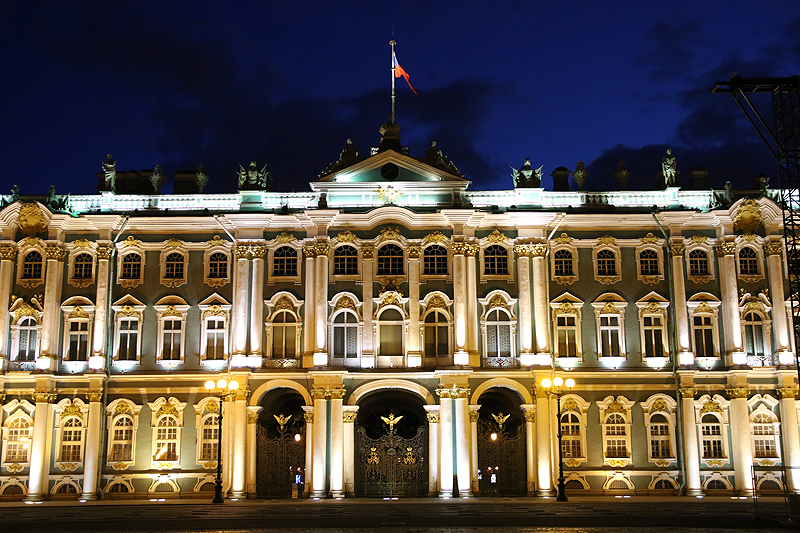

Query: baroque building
[0,121,798,501]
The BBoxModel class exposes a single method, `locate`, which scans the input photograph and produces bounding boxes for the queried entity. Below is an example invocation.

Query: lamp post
[204,378,239,504]
[541,376,575,502]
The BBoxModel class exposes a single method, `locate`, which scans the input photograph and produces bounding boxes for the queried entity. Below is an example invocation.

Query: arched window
[483,245,509,275]
[107,483,129,493]
[164,253,184,279]
[639,249,659,276]
[22,251,43,279]
[739,246,759,276]
[648,413,671,459]
[377,244,404,276]
[4,418,31,463]
[273,246,298,276]
[332,311,358,360]
[271,311,297,358]
[109,416,134,462]
[154,415,179,462]
[55,483,78,494]
[199,414,219,462]
[561,412,582,458]
[378,308,404,356]
[73,253,93,279]
[16,317,38,361]
[604,413,628,458]
[485,308,512,359]
[596,249,617,276]
[554,249,574,277]
[423,245,448,275]
[752,412,778,458]
[654,479,676,489]
[333,246,358,276]
[424,311,449,361]
[207,252,228,279]
[689,250,709,276]
[59,416,84,463]
[701,414,724,459]
[121,253,142,280]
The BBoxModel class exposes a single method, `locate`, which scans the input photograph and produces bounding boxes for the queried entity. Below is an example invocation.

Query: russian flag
[393,51,417,94]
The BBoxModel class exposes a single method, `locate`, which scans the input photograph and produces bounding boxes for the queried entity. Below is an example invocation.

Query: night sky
[2,0,799,196]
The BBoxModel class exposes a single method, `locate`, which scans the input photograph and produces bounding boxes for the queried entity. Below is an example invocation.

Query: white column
[454,393,472,496]
[718,241,745,365]
[329,389,344,498]
[0,245,15,358]
[25,391,55,502]
[303,245,316,366]
[521,404,537,495]
[361,246,375,367]
[313,243,330,366]
[246,406,262,497]
[680,386,703,495]
[343,406,358,496]
[310,392,328,498]
[671,241,693,365]
[80,391,103,499]
[424,405,439,496]
[437,389,454,497]
[466,245,480,365]
[531,244,551,365]
[40,245,65,369]
[230,388,249,498]
[232,247,250,356]
[302,406,314,496]
[452,244,468,365]
[728,385,754,495]
[778,382,800,492]
[515,246,533,365]
[766,240,792,360]
[469,405,480,495]
[535,390,554,496]
[91,245,112,368]
[250,251,265,357]
[407,246,421,367]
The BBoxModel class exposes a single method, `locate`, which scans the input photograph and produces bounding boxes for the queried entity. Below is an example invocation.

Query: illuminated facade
[0,125,798,500]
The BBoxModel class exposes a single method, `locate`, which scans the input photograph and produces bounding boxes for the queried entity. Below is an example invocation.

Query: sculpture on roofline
[661,148,677,187]
[238,161,272,190]
[424,140,462,176]
[614,161,630,190]
[101,154,117,191]
[572,161,588,190]
[511,158,543,188]
[150,164,166,194]
[319,138,363,177]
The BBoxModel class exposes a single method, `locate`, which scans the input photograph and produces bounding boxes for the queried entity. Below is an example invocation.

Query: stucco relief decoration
[597,235,616,246]
[45,245,65,261]
[378,227,402,243]
[6,463,23,473]
[274,232,297,245]
[380,292,402,309]
[68,306,90,319]
[423,230,447,245]
[115,402,131,414]
[61,402,83,420]
[18,203,47,237]
[778,386,799,399]
[706,460,725,467]
[600,302,620,314]
[12,302,39,325]
[562,399,578,412]
[425,412,439,423]
[204,401,219,414]
[695,302,713,314]
[302,244,316,258]
[343,412,358,423]
[607,459,628,468]
[57,463,79,472]
[699,401,723,415]
[375,185,403,204]
[742,301,766,315]
[488,294,507,310]
[651,399,668,412]
[450,242,468,256]
[487,230,509,244]
[334,296,357,313]
[313,242,330,257]
[0,245,16,261]
[407,245,421,259]
[164,239,183,250]
[156,403,179,418]
[764,241,783,256]
[118,305,141,318]
[121,236,141,247]
[604,400,625,415]
[644,302,666,315]
[725,387,750,399]
[556,302,579,315]
[72,239,92,249]
[530,243,547,257]
[162,305,182,318]
[640,233,659,244]
[336,230,358,243]
[425,295,447,313]
[361,245,375,259]
[734,199,763,234]
[553,233,573,245]
[202,305,228,319]
[690,235,708,245]
[717,242,736,256]
[275,296,294,312]
[207,235,226,248]
[669,242,685,256]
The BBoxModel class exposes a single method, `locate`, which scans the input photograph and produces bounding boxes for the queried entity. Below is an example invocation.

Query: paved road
[0,497,793,532]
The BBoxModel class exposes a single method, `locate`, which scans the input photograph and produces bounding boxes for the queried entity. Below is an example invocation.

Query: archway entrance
[256,389,306,498]
[476,388,526,496]
[355,389,428,497]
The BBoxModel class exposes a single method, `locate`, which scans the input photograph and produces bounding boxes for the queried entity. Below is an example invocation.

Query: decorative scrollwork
[486,230,509,243]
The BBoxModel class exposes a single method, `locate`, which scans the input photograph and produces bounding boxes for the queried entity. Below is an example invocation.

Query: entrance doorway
[256,389,306,498]
[476,388,527,496]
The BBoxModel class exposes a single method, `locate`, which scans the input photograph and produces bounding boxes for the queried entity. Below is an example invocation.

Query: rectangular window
[155,427,178,461]
[118,318,138,360]
[110,428,133,461]
[600,316,621,357]
[643,315,665,357]
[162,319,182,360]
[61,429,82,462]
[649,424,671,458]
[556,315,578,357]
[606,439,627,458]
[701,424,724,458]
[200,424,219,461]
[67,321,89,361]
[205,319,225,360]
[693,315,715,357]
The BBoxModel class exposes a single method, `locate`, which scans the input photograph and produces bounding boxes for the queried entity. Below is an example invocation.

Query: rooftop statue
[423,140,461,176]
[572,161,588,191]
[661,148,677,187]
[614,161,630,190]
[45,185,69,212]
[150,164,166,194]
[319,138,363,177]
[238,161,272,191]
[196,164,209,193]
[101,154,116,192]
[511,158,542,188]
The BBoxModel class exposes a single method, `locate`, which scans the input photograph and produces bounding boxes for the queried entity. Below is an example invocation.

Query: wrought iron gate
[355,424,428,497]
[477,424,526,496]
[256,425,305,498]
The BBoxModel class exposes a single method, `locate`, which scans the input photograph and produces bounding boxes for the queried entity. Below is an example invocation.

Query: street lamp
[541,376,575,502]
[204,378,239,504]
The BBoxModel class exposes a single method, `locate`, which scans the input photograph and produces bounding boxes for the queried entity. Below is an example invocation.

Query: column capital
[669,241,686,256]
[96,245,113,261]
[778,385,799,399]
[311,386,346,399]
[32,391,56,403]
[247,411,260,424]
[45,245,65,261]
[235,243,265,259]
[0,244,16,261]
[725,386,750,399]
[717,241,737,256]
[436,386,470,399]
[451,242,468,256]
[361,245,375,259]
[407,245,422,259]
[86,391,103,403]
[513,244,531,257]
[303,410,314,423]
[313,242,330,257]
[464,243,479,257]
[426,411,439,423]
[764,241,783,256]
[343,411,358,423]
[468,410,480,423]
[679,387,697,398]
[233,388,251,401]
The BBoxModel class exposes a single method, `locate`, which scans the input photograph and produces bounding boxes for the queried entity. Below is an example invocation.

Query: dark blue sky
[2,0,799,195]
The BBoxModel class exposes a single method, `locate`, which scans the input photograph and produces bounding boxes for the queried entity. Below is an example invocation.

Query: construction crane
[711,76,800,373]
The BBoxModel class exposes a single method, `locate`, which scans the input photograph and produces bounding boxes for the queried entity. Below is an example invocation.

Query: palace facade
[0,123,798,501]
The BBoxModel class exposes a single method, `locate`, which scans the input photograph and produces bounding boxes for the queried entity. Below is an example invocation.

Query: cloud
[634,15,707,81]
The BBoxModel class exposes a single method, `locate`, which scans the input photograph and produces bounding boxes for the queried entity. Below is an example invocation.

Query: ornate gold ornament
[360,245,375,259]
[469,410,480,422]
[717,242,736,256]
[562,399,578,411]
[375,185,404,204]
[706,460,725,467]
[162,305,182,318]
[641,233,659,244]
[654,459,673,468]
[556,302,579,315]
[71,239,92,249]
[553,233,573,245]
[530,243,547,257]
[202,461,218,470]
[156,403,179,417]
[378,226,402,243]
[652,399,668,412]
[247,411,260,424]
[726,387,750,399]
[121,236,140,247]
[117,305,141,318]
[679,387,697,398]
[115,402,131,414]
[423,231,447,245]
[607,458,629,468]
[407,245,421,259]
[435,387,453,398]
[335,297,357,312]
[380,292,401,308]
[403,447,416,465]
[488,294,507,310]
[464,243,479,256]
[32,391,56,403]
[600,302,620,314]
[57,462,80,472]
[96,245,112,260]
[426,412,439,423]
[695,302,713,314]
[343,412,358,423]
[734,199,763,234]
[313,242,330,256]
[596,275,621,285]
[275,296,294,312]
[492,412,511,429]
[6,463,24,473]
[12,302,39,325]
[486,230,509,243]
[207,235,226,247]
[202,305,228,319]
[450,241,468,256]
[302,244,316,258]
[513,244,531,257]
[425,295,447,313]
[521,409,535,423]
[303,411,313,423]
[0,245,16,261]
[45,245,65,261]
[597,235,617,246]
[643,302,665,314]
[274,413,292,432]
[381,413,403,431]
[204,401,219,414]
[61,402,83,419]
[18,203,47,236]
[564,459,581,467]
[764,241,783,256]
[742,301,766,314]
[164,238,183,249]
[690,235,708,245]
[336,230,358,243]
[669,242,686,256]
[777,386,798,399]
[86,391,103,403]
[274,232,297,244]
[68,306,90,319]
[367,447,380,465]
[604,401,625,415]
[699,401,723,415]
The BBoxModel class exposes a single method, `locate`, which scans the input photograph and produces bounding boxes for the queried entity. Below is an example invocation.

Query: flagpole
[390,39,396,123]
